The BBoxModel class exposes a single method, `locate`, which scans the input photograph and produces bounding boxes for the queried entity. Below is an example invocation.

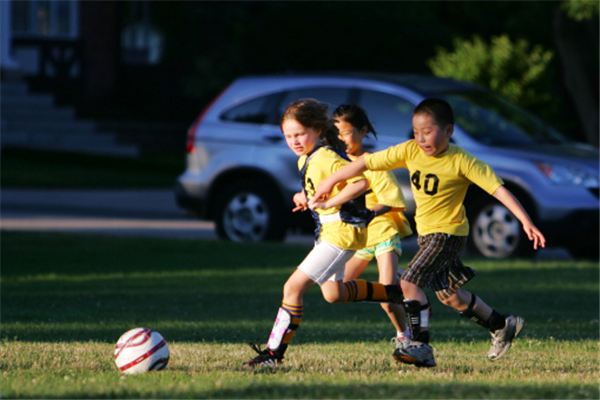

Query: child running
[243,98,404,367]
[331,104,414,360]
[309,98,546,368]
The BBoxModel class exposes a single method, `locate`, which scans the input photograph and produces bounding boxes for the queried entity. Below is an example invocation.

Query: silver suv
[175,73,599,259]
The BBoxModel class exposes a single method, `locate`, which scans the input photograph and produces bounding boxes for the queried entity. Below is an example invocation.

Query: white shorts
[297,240,355,285]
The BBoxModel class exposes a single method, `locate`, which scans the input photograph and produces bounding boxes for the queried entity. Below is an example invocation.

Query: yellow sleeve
[365,169,407,210]
[365,143,408,171]
[461,153,504,195]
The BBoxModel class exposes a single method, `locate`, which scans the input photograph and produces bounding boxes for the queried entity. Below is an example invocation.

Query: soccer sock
[487,310,506,332]
[343,280,394,302]
[397,327,410,339]
[415,330,430,344]
[280,301,303,347]
[458,294,505,332]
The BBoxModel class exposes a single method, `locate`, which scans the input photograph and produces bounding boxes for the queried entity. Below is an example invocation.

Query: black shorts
[401,233,477,300]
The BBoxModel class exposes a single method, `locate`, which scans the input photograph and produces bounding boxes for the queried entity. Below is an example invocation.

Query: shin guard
[457,294,491,329]
[266,308,292,351]
[403,299,431,341]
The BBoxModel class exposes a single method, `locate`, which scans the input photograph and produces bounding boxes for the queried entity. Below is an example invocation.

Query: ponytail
[332,103,378,139]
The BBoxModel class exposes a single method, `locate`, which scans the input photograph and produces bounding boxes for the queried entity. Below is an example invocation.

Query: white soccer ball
[114,328,170,374]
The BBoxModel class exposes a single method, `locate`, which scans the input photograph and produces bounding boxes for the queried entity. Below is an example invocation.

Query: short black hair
[413,98,454,128]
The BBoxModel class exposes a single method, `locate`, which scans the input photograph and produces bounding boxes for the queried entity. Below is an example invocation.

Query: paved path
[1,189,572,258]
[0,189,313,243]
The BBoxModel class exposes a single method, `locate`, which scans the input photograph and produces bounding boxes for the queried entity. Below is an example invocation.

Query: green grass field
[1,232,599,399]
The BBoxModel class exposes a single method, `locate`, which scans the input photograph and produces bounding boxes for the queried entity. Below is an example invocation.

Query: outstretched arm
[309,179,369,210]
[308,157,368,208]
[492,186,546,249]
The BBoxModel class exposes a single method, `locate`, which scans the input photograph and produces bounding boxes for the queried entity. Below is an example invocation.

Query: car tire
[467,199,534,259]
[214,180,286,242]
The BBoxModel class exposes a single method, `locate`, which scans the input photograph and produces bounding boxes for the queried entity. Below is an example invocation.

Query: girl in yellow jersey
[243,99,404,367]
[332,104,414,361]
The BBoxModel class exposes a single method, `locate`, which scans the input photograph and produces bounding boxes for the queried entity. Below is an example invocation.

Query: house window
[11,0,78,38]
[121,1,163,65]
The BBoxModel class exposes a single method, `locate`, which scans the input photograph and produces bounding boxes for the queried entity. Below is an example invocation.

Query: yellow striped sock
[343,280,389,302]
[281,301,303,345]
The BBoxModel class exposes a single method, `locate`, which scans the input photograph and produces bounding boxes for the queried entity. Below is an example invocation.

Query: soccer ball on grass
[114,327,170,374]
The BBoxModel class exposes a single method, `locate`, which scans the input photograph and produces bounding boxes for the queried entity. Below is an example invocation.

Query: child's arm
[492,186,546,250]
[309,157,368,207]
[292,191,308,212]
[309,178,369,210]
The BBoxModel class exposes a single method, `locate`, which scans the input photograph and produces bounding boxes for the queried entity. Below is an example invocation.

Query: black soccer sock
[415,330,430,344]
[487,310,506,332]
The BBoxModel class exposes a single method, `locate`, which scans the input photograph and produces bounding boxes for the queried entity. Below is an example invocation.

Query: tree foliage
[561,0,600,21]
[427,35,554,107]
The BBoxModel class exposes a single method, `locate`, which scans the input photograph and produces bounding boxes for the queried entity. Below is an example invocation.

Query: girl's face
[412,112,453,157]
[335,119,367,156]
[282,119,321,157]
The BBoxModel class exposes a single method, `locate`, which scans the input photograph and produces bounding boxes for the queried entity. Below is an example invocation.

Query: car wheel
[214,180,286,242]
[468,200,534,259]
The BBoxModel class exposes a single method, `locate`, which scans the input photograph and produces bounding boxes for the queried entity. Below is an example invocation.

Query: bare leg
[343,256,369,282]
[376,251,407,333]
[283,269,317,305]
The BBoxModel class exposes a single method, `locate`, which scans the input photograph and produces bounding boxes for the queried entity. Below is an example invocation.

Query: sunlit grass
[1,232,599,398]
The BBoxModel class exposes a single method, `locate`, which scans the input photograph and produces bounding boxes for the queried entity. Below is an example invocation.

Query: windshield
[440,92,568,146]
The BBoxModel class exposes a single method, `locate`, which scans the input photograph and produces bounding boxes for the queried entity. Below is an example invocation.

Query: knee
[438,292,459,308]
[322,291,342,304]
[283,280,300,300]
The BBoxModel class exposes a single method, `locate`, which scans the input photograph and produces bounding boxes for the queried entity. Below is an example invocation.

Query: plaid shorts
[401,233,477,300]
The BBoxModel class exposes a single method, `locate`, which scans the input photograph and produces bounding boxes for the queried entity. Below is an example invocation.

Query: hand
[308,200,329,210]
[292,192,308,212]
[308,177,334,208]
[523,221,546,250]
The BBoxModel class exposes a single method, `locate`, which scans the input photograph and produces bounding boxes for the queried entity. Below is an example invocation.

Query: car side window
[359,90,414,138]
[220,96,271,124]
[277,87,351,119]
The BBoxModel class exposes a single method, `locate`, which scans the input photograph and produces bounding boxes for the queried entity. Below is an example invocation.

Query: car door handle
[263,135,283,143]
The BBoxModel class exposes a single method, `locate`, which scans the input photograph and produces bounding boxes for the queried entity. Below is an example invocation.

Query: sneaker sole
[489,317,525,361]
[393,350,436,368]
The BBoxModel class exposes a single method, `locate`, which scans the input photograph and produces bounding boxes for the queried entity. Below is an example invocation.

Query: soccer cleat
[242,341,283,367]
[488,315,524,361]
[393,340,437,368]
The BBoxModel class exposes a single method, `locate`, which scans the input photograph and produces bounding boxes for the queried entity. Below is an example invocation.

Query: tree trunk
[553,10,599,147]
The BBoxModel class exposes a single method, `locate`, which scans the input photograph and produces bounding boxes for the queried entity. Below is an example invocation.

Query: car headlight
[536,163,599,188]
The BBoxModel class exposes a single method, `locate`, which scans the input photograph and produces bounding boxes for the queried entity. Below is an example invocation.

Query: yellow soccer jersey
[365,140,503,237]
[363,168,413,247]
[298,147,367,250]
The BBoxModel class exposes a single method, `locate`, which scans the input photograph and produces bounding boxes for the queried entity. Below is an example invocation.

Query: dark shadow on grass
[16,382,600,399]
